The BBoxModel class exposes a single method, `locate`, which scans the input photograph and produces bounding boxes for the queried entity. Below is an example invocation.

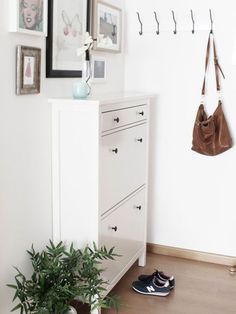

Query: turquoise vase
[73,60,91,99]
[72,81,90,99]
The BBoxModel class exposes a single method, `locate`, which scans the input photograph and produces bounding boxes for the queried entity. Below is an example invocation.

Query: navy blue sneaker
[132,277,170,296]
[138,270,175,289]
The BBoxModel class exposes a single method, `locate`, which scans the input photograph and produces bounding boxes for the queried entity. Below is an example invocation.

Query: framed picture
[9,0,48,36]
[16,45,41,95]
[92,0,122,53]
[91,56,106,82]
[46,0,90,78]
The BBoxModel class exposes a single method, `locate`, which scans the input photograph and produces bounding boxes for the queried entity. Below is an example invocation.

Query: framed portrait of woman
[9,0,48,36]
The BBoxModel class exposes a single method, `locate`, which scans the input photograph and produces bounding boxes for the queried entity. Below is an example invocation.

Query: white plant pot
[66,305,77,314]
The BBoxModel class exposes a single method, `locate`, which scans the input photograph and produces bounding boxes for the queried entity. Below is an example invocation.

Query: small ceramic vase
[72,81,90,99]
[72,60,91,99]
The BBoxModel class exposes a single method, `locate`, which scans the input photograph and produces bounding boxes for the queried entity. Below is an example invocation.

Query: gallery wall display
[9,0,48,36]
[46,0,90,78]
[92,0,122,53]
[16,45,41,95]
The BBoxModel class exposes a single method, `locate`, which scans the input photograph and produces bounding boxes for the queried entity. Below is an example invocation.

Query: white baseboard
[147,243,236,267]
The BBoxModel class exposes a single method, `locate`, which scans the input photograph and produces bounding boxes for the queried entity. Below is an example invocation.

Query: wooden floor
[102,253,236,314]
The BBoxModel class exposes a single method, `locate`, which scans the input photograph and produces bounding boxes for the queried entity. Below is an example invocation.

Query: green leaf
[6,284,17,289]
[13,291,19,302]
[49,239,55,249]
[11,303,22,312]
[26,250,33,257]
[56,241,63,249]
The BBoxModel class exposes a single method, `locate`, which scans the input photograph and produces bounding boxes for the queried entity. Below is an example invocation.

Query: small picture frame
[16,45,41,95]
[9,0,48,36]
[92,0,122,53]
[91,56,106,82]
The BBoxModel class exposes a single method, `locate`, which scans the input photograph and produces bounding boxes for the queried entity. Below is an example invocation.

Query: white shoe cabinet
[50,93,151,297]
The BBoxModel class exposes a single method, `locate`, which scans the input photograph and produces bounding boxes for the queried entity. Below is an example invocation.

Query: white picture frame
[9,0,48,36]
[92,0,122,53]
[91,56,106,82]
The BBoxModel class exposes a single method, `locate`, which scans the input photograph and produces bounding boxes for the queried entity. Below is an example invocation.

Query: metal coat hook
[154,11,160,35]
[136,12,143,35]
[172,10,177,34]
[209,9,213,34]
[190,10,195,34]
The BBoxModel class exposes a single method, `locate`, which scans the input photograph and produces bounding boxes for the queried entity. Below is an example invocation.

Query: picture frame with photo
[16,45,41,95]
[46,0,90,78]
[91,56,106,82]
[9,0,48,36]
[92,0,122,53]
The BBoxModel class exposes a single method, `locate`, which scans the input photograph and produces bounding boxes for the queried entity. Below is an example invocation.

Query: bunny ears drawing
[62,10,82,37]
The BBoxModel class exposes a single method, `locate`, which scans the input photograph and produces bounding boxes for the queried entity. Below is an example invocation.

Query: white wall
[0,0,125,312]
[125,0,236,257]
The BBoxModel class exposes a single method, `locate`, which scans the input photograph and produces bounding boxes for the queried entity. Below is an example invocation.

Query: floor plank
[102,253,236,314]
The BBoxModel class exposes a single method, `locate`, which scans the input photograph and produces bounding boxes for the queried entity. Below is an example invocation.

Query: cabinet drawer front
[100,123,147,214]
[100,188,146,284]
[101,105,147,132]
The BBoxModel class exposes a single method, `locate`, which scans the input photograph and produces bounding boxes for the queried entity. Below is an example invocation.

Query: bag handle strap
[201,33,225,96]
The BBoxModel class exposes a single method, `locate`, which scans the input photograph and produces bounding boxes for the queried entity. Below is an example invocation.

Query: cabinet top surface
[49,92,155,106]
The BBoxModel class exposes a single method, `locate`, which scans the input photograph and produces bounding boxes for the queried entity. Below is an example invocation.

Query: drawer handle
[112,148,118,154]
[137,138,143,143]
[111,226,118,232]
[136,205,142,210]
[138,111,144,116]
[114,117,120,123]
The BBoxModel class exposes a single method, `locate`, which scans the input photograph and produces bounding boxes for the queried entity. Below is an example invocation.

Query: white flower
[84,32,93,45]
[77,32,93,57]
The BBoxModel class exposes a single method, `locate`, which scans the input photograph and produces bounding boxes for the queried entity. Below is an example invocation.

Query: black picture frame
[46,0,91,78]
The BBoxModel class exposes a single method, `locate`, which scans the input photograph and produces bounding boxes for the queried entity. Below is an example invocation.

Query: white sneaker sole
[132,286,170,297]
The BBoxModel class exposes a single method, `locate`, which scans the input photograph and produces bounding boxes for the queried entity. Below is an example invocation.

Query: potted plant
[7,240,120,313]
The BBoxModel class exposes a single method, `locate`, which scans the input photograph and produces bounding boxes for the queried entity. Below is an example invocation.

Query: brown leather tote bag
[192,33,232,156]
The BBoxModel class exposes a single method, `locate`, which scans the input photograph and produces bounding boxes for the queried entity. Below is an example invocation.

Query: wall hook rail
[171,10,177,34]
[136,12,143,35]
[191,10,195,34]
[135,10,216,36]
[154,11,160,35]
[209,9,213,34]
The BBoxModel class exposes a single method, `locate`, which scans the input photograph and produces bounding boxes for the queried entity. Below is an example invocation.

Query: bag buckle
[200,95,205,104]
[217,91,222,102]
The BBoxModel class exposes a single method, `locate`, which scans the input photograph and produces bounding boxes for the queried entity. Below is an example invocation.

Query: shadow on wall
[147,95,159,240]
